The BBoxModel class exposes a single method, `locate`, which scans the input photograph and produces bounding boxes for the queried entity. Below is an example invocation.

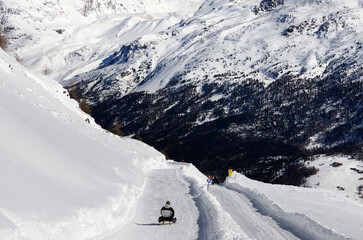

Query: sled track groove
[225,183,351,240]
[182,174,248,240]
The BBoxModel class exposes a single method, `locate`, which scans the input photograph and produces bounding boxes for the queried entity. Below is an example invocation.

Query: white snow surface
[0,48,166,239]
[304,155,363,204]
[1,48,363,239]
[225,172,363,240]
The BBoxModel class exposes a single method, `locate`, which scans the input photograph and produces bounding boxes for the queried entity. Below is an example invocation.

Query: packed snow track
[100,168,199,240]
[95,162,358,240]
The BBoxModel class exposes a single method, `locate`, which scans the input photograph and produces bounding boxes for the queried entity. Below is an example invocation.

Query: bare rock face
[253,0,285,14]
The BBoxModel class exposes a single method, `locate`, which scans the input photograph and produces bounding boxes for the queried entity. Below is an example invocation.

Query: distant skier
[158,201,177,224]
[212,176,220,185]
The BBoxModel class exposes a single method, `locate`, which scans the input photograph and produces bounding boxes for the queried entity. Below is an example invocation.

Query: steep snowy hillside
[1,49,363,240]
[68,0,363,180]
[0,0,204,81]
[0,49,165,238]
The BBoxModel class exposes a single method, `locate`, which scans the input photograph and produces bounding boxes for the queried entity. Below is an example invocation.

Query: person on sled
[158,201,177,224]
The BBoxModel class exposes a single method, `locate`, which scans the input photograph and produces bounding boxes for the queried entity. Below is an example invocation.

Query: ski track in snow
[95,162,355,240]
[223,183,351,240]
[99,168,199,240]
[209,185,298,240]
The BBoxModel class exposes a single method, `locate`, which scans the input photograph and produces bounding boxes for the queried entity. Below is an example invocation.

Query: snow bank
[226,172,363,240]
[0,49,166,239]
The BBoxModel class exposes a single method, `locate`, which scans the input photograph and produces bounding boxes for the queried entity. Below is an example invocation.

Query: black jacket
[160,206,175,218]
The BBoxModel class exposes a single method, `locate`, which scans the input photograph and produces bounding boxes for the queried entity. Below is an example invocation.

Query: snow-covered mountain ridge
[73,0,362,94]
[1,0,204,81]
[65,0,363,180]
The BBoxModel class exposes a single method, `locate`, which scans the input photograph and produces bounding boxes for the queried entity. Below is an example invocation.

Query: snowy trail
[209,185,298,240]
[223,183,351,240]
[94,163,356,240]
[100,168,199,240]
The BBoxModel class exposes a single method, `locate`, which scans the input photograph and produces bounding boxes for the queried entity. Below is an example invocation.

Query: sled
[158,216,177,225]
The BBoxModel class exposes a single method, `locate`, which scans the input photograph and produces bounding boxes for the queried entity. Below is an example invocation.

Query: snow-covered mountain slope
[1,48,363,239]
[1,0,204,81]
[72,0,363,95]
[63,0,363,179]
[0,49,165,239]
